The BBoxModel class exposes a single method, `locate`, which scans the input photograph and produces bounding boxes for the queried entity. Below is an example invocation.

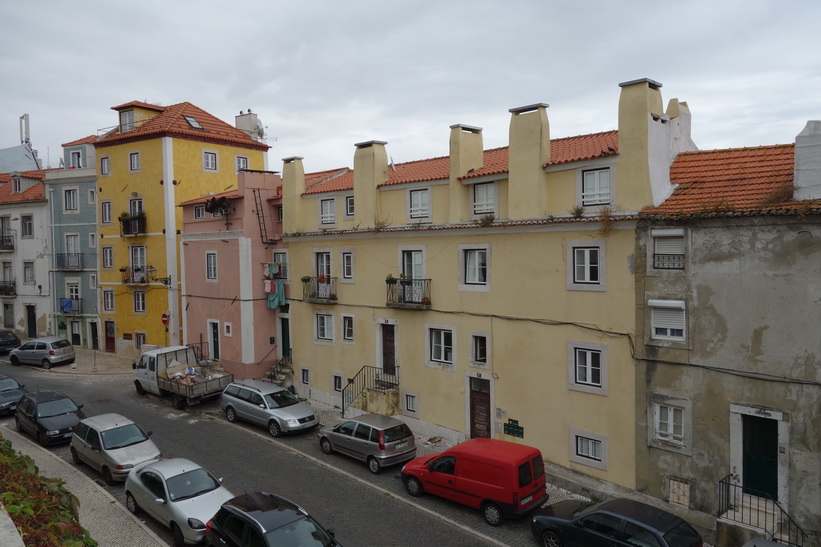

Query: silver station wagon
[221,379,318,437]
[318,413,417,474]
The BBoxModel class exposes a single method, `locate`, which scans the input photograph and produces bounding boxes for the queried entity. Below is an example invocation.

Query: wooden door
[104,321,115,352]
[470,377,491,438]
[381,324,396,375]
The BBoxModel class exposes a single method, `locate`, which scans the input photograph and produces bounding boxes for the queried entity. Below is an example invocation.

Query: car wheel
[102,467,114,485]
[41,359,51,370]
[541,530,563,547]
[70,447,81,465]
[405,476,424,497]
[320,437,332,454]
[225,407,237,422]
[367,456,381,474]
[171,394,186,410]
[482,501,503,526]
[134,381,145,396]
[268,420,281,438]
[125,492,140,514]
[172,522,185,547]
[10,355,19,366]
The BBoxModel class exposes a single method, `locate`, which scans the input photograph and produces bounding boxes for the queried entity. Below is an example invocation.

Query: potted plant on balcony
[385,274,397,285]
[421,297,431,305]
[119,266,127,272]
[399,273,412,286]
[300,275,311,283]
[317,274,329,284]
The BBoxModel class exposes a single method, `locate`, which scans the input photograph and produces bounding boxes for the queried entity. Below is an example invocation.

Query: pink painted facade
[179,170,289,380]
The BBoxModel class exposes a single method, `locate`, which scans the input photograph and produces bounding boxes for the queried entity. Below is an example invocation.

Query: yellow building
[281,79,696,491]
[95,101,269,357]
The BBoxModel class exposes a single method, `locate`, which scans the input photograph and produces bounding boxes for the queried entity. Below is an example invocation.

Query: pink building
[179,170,290,380]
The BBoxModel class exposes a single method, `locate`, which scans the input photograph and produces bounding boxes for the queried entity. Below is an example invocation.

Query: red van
[400,438,549,526]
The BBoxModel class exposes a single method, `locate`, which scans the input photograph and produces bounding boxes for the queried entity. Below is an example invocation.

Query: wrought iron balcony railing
[653,253,685,270]
[302,276,338,303]
[0,230,15,251]
[56,253,84,270]
[57,298,83,314]
[121,267,150,284]
[0,280,15,296]
[386,278,431,309]
[119,216,147,235]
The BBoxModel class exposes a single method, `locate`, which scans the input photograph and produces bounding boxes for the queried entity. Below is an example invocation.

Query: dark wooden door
[381,324,396,375]
[90,322,99,350]
[470,377,491,438]
[26,305,36,338]
[743,414,778,499]
[104,321,115,353]
[210,322,220,360]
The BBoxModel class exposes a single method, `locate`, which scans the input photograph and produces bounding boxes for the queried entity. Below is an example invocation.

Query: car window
[264,516,335,547]
[383,423,412,443]
[52,339,71,349]
[581,513,623,539]
[19,342,34,350]
[518,460,533,487]
[101,423,148,450]
[237,388,253,403]
[0,377,20,391]
[354,424,371,440]
[166,468,220,501]
[35,342,46,350]
[247,527,265,547]
[431,455,456,475]
[248,392,264,406]
[74,422,89,442]
[141,471,166,500]
[335,421,356,436]
[370,428,380,443]
[265,389,299,409]
[224,385,240,397]
[221,513,246,543]
[532,455,544,480]
[663,521,702,547]
[0,332,16,341]
[35,397,78,418]
[624,521,662,547]
[87,430,102,450]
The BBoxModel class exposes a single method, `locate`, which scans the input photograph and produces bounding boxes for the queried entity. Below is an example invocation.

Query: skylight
[183,115,203,129]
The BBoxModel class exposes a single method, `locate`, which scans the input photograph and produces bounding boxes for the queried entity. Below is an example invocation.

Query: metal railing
[119,216,146,235]
[302,276,338,302]
[57,298,83,314]
[0,230,15,250]
[266,352,293,384]
[341,365,400,416]
[718,475,806,546]
[653,253,685,270]
[386,278,431,309]
[56,253,84,270]
[0,280,15,296]
[121,267,150,284]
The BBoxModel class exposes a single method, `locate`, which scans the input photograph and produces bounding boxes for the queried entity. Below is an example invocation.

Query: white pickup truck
[132,345,234,410]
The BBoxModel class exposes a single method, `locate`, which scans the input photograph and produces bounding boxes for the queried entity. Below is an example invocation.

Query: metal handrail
[341,365,400,416]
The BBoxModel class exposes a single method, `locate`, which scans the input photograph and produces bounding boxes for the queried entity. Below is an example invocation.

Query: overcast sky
[2,0,820,173]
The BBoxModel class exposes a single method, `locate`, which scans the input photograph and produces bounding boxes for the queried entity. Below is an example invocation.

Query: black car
[15,390,84,446]
[205,492,340,547]
[0,330,21,354]
[531,498,703,547]
[0,373,26,415]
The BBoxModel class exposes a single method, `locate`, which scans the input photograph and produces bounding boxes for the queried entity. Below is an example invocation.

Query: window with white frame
[23,262,34,283]
[235,155,248,172]
[405,392,417,413]
[89,274,97,289]
[21,215,33,237]
[409,188,430,219]
[582,168,610,206]
[569,428,607,470]
[655,403,684,444]
[344,195,355,217]
[649,300,686,341]
[574,247,599,284]
[70,150,82,168]
[316,314,333,340]
[464,248,487,285]
[341,251,353,280]
[320,198,335,225]
[194,205,205,219]
[647,395,692,455]
[315,252,331,277]
[129,152,141,172]
[203,151,218,171]
[135,332,146,349]
[473,182,496,215]
[272,252,288,279]
[577,436,602,461]
[472,334,488,365]
[133,291,146,313]
[206,252,217,280]
[120,110,134,132]
[652,229,686,270]
[12,178,21,193]
[103,290,114,311]
[64,188,78,211]
[89,232,96,248]
[1,262,10,282]
[342,315,354,342]
[567,241,605,291]
[184,115,203,129]
[333,374,343,392]
[100,156,111,175]
[102,247,113,268]
[430,328,453,364]
[568,341,608,395]
[101,202,112,223]
[67,282,79,301]
[88,189,96,204]
[129,198,143,216]
[130,246,146,270]
[301,368,310,385]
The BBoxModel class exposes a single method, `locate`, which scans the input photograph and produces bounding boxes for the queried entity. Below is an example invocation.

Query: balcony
[119,215,147,236]
[121,267,150,284]
[386,278,431,310]
[302,276,338,303]
[0,281,15,296]
[56,253,84,270]
[57,298,83,314]
[0,230,15,251]
[653,253,685,270]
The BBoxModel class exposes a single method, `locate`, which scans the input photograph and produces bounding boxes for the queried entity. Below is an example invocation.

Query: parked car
[125,457,233,547]
[221,379,317,437]
[205,491,340,547]
[9,336,75,369]
[0,373,26,415]
[70,413,162,484]
[0,330,21,354]
[15,390,84,445]
[401,438,549,526]
[317,413,416,474]
[530,498,703,547]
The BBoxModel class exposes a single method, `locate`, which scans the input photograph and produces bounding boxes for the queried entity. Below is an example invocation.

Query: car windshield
[51,339,72,349]
[0,332,16,341]
[264,390,299,409]
[264,516,335,546]
[101,423,148,450]
[571,501,599,519]
[383,423,412,443]
[36,398,78,418]
[166,468,220,502]
[0,378,20,391]
[663,521,701,547]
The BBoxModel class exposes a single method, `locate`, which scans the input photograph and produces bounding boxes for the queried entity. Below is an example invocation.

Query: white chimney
[795,120,821,200]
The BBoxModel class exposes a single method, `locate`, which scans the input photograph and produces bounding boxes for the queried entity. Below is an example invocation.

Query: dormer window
[12,177,21,193]
[473,182,496,215]
[184,115,203,129]
[70,150,82,169]
[120,110,134,132]
[582,168,611,206]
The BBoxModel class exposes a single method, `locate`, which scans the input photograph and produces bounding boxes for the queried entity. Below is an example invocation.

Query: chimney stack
[353,140,389,227]
[281,156,305,233]
[507,103,550,220]
[449,124,484,221]
[795,120,821,200]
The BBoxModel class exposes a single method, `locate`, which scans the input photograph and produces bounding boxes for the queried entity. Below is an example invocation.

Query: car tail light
[378,430,386,450]
[205,520,214,533]
[48,350,55,355]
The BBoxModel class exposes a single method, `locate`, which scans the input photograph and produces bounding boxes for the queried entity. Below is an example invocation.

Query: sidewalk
[58,346,137,375]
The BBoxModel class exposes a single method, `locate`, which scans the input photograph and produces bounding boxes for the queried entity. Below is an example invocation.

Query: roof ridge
[677,143,795,157]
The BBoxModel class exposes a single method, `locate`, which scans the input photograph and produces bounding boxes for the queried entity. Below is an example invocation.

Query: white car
[125,458,233,546]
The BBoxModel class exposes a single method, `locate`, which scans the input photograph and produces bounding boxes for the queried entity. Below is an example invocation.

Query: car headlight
[114,464,134,470]
[187,518,205,530]
[286,419,298,425]
[46,430,60,436]
[0,401,12,408]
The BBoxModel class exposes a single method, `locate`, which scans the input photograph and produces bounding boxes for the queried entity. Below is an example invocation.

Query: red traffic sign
[161,313,169,325]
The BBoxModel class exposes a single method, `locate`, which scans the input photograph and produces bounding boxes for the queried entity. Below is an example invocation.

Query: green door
[742,414,778,499]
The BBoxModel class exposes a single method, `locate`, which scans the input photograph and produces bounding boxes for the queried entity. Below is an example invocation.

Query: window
[652,229,686,270]
[341,251,353,280]
[273,252,288,279]
[67,282,80,301]
[89,274,97,289]
[12,178,20,193]
[101,202,112,223]
[21,215,33,237]
[333,374,343,392]
[472,335,487,365]
[473,183,495,215]
[649,300,686,341]
[70,150,82,169]
[568,341,608,395]
[277,206,283,222]
[582,168,610,206]
[235,155,248,172]
[203,151,218,171]
[577,436,602,460]
[301,368,310,385]
[655,403,684,444]
[134,291,146,313]
[23,262,34,283]
[344,195,355,217]
[575,348,601,387]
[2,262,10,282]
[88,189,96,204]
[129,199,143,215]
[102,247,113,268]
[194,205,205,219]
[648,395,692,455]
[89,232,96,248]
[135,333,146,349]
[567,241,605,291]
[103,290,114,311]
[409,189,430,219]
[100,156,111,175]
[120,110,134,132]
[315,252,331,277]
[464,249,487,285]
[320,198,335,224]
[184,115,203,129]
[206,252,217,280]
[64,189,78,211]
[342,315,354,342]
[574,247,599,284]
[129,152,141,172]
[430,328,453,364]
[316,314,333,340]
[570,429,607,470]
[405,393,417,413]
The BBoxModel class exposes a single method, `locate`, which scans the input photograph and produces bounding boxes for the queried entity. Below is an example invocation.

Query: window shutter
[655,236,685,254]
[652,307,685,330]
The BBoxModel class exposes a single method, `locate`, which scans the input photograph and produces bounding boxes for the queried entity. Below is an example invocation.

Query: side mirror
[132,362,137,370]
[77,404,84,410]
[154,497,166,505]
[147,431,153,437]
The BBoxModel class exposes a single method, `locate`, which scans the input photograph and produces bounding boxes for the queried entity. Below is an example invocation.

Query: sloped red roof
[95,101,269,151]
[0,170,47,203]
[110,100,166,112]
[62,135,98,147]
[642,144,821,216]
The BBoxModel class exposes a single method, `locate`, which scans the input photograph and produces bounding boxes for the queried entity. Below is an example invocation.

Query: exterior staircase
[266,354,293,386]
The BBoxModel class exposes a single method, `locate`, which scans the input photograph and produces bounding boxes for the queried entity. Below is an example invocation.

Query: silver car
[70,413,162,484]
[9,336,75,369]
[221,379,318,437]
[318,413,417,474]
[125,457,233,547]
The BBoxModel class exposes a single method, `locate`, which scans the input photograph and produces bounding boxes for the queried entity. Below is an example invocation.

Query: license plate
[520,495,533,506]
[394,442,407,449]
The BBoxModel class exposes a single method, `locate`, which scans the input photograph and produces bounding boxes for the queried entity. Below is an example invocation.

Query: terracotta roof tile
[62,135,98,147]
[110,100,166,112]
[96,102,269,151]
[303,168,354,195]
[0,170,47,203]
[178,189,241,206]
